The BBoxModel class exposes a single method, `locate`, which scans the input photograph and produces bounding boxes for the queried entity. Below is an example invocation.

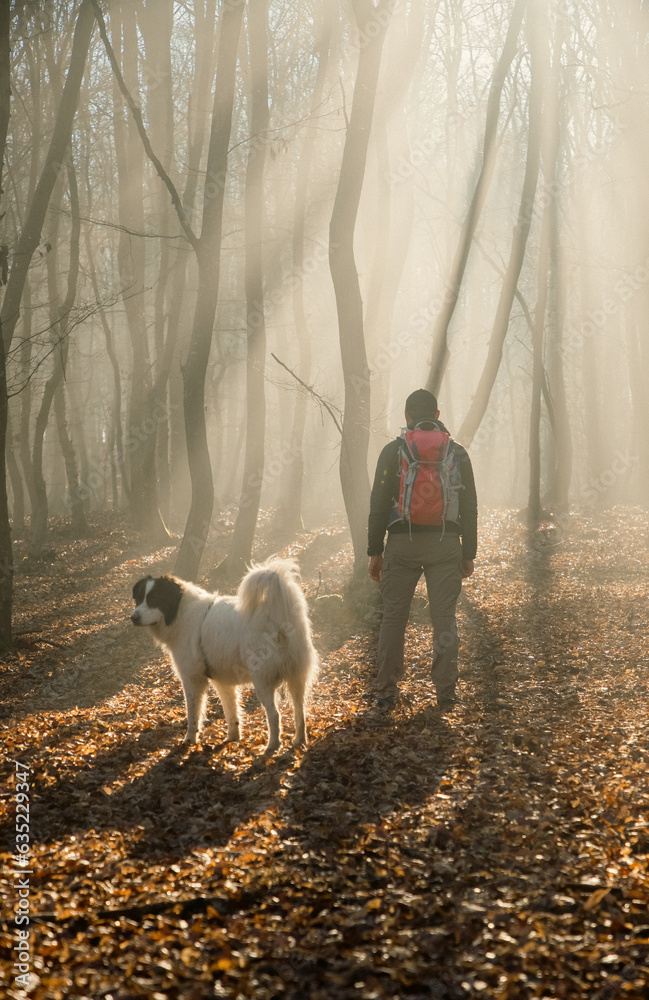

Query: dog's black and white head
[131,575,184,628]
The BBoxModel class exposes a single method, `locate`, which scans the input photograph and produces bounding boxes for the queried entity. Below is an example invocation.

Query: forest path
[1,508,648,999]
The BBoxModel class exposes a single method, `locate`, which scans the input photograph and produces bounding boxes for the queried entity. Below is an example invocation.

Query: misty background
[0,0,647,614]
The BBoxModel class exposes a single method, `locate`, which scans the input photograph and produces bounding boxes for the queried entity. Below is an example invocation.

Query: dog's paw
[291,734,307,749]
[183,733,198,744]
[264,740,280,755]
[227,728,241,743]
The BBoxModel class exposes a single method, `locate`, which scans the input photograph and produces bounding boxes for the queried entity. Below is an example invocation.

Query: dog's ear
[132,576,153,605]
[148,576,184,626]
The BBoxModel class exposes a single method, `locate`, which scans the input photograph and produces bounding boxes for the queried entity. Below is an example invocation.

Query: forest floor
[1,506,649,1000]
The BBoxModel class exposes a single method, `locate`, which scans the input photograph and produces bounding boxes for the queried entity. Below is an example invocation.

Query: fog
[2,0,648,577]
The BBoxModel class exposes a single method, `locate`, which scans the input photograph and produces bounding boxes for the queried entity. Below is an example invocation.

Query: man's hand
[461,559,475,579]
[369,554,383,582]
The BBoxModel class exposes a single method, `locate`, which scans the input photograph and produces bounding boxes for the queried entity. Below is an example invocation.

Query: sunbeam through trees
[1,2,649,997]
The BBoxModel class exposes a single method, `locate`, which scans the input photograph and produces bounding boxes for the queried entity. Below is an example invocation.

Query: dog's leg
[212,682,241,742]
[287,673,307,748]
[252,678,281,753]
[180,672,208,743]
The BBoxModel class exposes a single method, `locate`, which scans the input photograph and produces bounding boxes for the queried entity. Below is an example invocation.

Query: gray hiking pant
[374,532,463,701]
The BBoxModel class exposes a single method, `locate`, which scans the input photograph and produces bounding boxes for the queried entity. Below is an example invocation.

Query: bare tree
[278,2,333,536]
[139,0,176,520]
[366,0,424,447]
[173,0,245,579]
[109,2,171,545]
[93,0,244,579]
[458,2,543,448]
[1,0,95,353]
[329,0,393,575]
[426,0,525,397]
[30,155,86,556]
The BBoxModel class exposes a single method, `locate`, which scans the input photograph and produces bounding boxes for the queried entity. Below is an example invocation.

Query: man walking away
[367,389,477,709]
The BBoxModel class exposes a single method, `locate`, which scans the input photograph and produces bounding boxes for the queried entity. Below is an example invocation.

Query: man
[368,388,477,709]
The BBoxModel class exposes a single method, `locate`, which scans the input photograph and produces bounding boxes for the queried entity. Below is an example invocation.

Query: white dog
[131,559,318,752]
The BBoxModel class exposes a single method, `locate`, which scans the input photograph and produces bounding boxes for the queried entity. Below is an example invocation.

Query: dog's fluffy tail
[237,558,318,682]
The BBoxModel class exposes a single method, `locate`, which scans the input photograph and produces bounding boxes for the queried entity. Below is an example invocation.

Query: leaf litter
[0,507,648,999]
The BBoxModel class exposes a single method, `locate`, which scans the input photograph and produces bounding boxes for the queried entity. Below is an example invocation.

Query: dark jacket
[367,421,478,560]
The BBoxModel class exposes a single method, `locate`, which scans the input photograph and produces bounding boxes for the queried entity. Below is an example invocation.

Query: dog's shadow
[9,700,454,875]
[7,731,291,864]
[124,703,454,863]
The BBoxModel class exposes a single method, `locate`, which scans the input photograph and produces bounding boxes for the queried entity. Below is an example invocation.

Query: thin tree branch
[475,233,558,433]
[271,352,343,436]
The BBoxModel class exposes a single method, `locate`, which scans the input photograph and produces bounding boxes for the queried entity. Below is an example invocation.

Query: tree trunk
[426,0,525,396]
[545,181,572,510]
[527,6,554,525]
[0,334,11,648]
[93,0,229,567]
[220,0,270,576]
[109,4,170,545]
[18,279,37,520]
[57,161,88,536]
[530,11,572,515]
[140,0,176,521]
[85,233,129,503]
[367,1,424,447]
[0,0,13,648]
[30,154,82,555]
[167,0,218,525]
[6,411,24,536]
[54,381,88,535]
[277,4,333,537]
[528,258,548,524]
[174,0,244,580]
[627,320,649,499]
[67,376,91,504]
[329,0,393,576]
[458,3,543,447]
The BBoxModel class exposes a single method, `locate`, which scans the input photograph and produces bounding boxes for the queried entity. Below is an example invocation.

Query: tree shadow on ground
[2,704,454,866]
[277,704,455,852]
[3,626,158,717]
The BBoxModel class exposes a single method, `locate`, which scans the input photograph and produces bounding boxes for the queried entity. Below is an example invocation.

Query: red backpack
[397,424,460,525]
